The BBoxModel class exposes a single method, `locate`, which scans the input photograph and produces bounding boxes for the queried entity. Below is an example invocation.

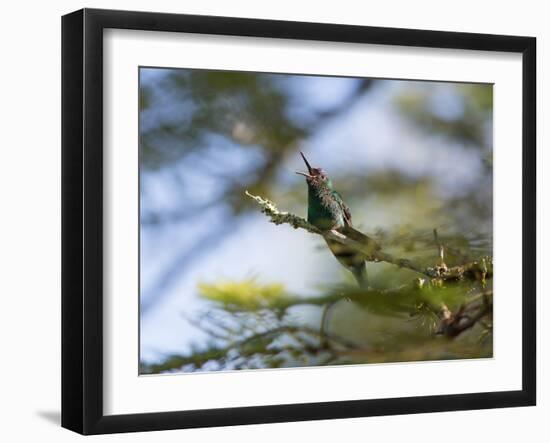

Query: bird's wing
[334,191,353,227]
[342,203,353,227]
[333,191,380,253]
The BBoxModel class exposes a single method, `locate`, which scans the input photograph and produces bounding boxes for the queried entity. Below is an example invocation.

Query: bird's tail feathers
[325,238,369,289]
[351,263,369,289]
[339,225,381,254]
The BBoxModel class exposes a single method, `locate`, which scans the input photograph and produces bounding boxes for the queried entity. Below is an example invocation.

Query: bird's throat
[307,183,342,230]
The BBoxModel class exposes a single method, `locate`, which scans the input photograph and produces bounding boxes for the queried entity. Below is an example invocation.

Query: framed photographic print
[61,8,536,435]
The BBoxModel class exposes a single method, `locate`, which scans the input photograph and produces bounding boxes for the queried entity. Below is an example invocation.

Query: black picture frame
[62,8,536,435]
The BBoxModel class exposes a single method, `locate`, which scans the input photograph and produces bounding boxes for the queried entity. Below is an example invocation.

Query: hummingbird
[296,152,378,288]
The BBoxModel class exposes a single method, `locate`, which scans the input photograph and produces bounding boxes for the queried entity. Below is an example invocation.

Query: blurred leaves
[198,279,290,311]
[395,83,492,147]
[140,70,306,185]
[142,275,492,374]
[198,278,483,320]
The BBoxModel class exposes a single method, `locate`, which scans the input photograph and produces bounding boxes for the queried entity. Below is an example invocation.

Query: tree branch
[245,191,492,281]
[141,324,358,374]
[436,290,493,338]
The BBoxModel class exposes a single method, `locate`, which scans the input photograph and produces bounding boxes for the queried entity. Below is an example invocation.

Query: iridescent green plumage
[297,152,370,288]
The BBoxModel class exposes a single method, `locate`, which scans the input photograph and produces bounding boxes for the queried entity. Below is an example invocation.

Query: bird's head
[296,152,332,188]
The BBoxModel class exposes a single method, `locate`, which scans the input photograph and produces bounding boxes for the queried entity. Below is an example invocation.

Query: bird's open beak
[300,151,313,174]
[295,151,314,178]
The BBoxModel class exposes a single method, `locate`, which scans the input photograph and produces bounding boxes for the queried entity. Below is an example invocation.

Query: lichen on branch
[245,191,321,234]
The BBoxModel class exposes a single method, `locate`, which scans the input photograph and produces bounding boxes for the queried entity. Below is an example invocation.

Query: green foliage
[140,272,492,374]
[197,277,477,320]
[198,279,290,311]
[351,282,470,317]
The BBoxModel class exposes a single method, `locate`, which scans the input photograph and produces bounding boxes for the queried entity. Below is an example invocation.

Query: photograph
[138,67,494,374]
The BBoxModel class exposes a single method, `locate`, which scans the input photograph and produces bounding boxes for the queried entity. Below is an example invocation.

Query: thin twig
[319,300,340,349]
[436,291,493,338]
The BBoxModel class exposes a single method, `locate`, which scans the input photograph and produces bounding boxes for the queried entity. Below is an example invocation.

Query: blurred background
[139,67,493,373]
